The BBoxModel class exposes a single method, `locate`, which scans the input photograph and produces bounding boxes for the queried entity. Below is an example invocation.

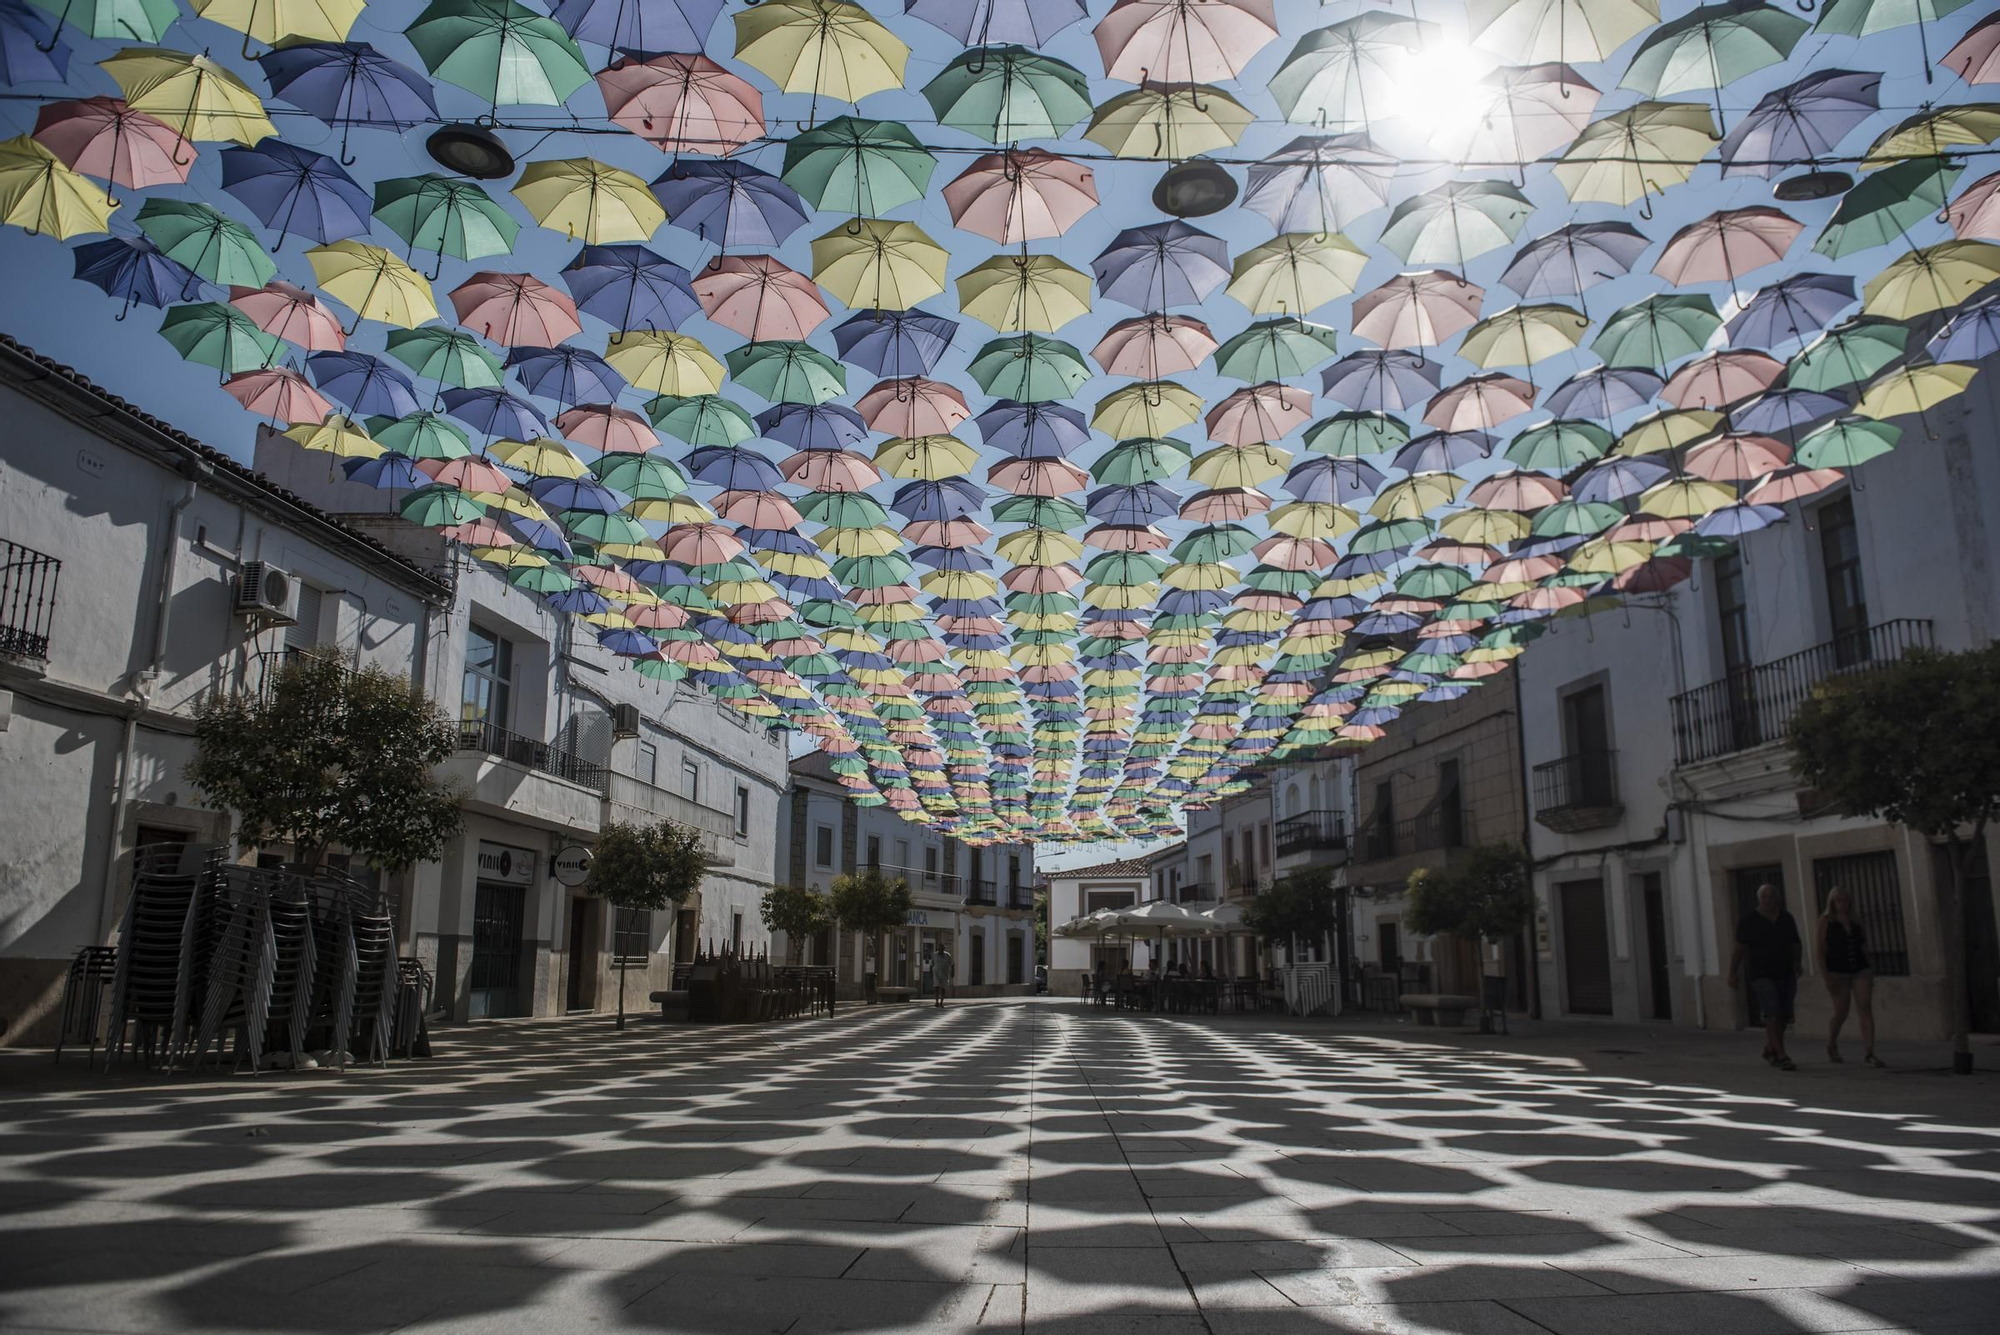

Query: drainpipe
[97,458,210,942]
[1514,667,1542,1020]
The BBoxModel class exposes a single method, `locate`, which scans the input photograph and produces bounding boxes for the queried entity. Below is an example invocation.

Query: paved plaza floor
[2,999,1998,1334]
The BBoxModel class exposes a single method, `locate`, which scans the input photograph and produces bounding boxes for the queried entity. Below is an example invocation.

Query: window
[462,626,512,730]
[866,835,881,868]
[286,584,323,650]
[1086,889,1135,912]
[1197,854,1212,884]
[735,785,750,836]
[1716,552,1752,676]
[1260,821,1272,865]
[1813,851,1908,975]
[613,907,651,965]
[814,824,834,868]
[681,759,699,801]
[636,740,658,786]
[731,911,743,952]
[1224,832,1235,872]
[1818,496,1868,666]
[1008,853,1021,889]
[924,846,939,886]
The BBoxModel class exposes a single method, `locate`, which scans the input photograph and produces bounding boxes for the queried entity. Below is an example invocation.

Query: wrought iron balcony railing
[1276,809,1348,859]
[0,539,59,662]
[457,718,609,794]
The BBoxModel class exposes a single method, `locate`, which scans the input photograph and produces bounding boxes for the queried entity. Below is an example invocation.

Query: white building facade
[1043,856,1151,996]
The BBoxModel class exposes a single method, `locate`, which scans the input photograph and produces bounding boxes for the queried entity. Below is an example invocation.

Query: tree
[830,867,913,993]
[588,819,708,1029]
[761,883,831,964]
[1788,644,2000,1073]
[187,654,462,870]
[1033,888,1050,964]
[1406,843,1532,1033]
[1242,866,1341,960]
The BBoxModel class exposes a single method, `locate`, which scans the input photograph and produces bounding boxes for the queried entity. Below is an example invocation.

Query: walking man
[932,945,954,1008]
[1729,882,1804,1070]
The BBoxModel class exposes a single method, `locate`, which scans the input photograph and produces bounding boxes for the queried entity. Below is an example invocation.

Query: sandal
[1865,1053,1887,1068]
[1827,1045,1844,1063]
[1774,1056,1797,1071]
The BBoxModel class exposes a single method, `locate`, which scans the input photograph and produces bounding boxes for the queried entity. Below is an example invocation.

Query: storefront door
[471,882,526,1017]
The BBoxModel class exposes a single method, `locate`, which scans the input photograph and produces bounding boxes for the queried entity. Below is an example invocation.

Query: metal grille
[0,539,59,661]
[1812,851,1909,976]
[613,907,652,967]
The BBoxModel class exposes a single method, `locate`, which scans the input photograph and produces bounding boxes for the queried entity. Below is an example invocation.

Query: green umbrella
[646,393,756,446]
[781,116,936,215]
[993,495,1087,527]
[1505,419,1613,470]
[1530,497,1624,537]
[1091,436,1193,484]
[1785,319,1908,392]
[1304,411,1409,457]
[921,46,1092,142]
[384,326,505,389]
[1398,563,1475,598]
[373,175,519,274]
[368,410,471,459]
[1654,532,1737,559]
[1400,651,1463,674]
[510,564,576,593]
[28,0,176,40]
[1243,567,1317,594]
[134,198,274,291]
[1592,293,1721,369]
[404,0,591,108]
[400,484,486,526]
[968,334,1090,402]
[1813,158,1961,260]
[634,657,687,682]
[1213,320,1342,382]
[562,511,648,545]
[799,598,862,626]
[1349,517,1432,553]
[799,491,888,526]
[1619,0,1809,131]
[726,340,846,404]
[1815,0,1978,81]
[1795,416,1900,468]
[590,453,687,500]
[1172,523,1257,562]
[1379,180,1536,271]
[1482,623,1545,648]
[159,302,282,377]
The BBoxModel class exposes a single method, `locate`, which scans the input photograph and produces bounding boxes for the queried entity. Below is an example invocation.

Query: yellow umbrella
[1459,305,1591,368]
[874,433,976,479]
[1616,408,1723,457]
[762,551,832,577]
[1190,443,1290,488]
[996,528,1084,564]
[1554,101,1717,206]
[1862,241,2000,320]
[811,218,946,311]
[1638,475,1735,519]
[1268,500,1359,539]
[306,241,436,329]
[1227,232,1369,318]
[1439,507,1532,544]
[1082,582,1157,609]
[958,254,1091,332]
[817,524,902,557]
[1093,381,1203,436]
[956,648,1009,670]
[1162,561,1237,591]
[0,136,112,240]
[469,488,552,520]
[580,609,638,630]
[1566,538,1655,575]
[490,437,585,477]
[603,331,725,396]
[1012,642,1075,666]
[1084,85,1252,160]
[733,0,907,104]
[709,579,783,605]
[100,48,276,146]
[1316,571,1388,597]
[1223,609,1288,632]
[512,158,665,244]
[627,496,716,523]
[919,570,999,599]
[1343,647,1399,670]
[1863,106,2000,171]
[284,413,380,458]
[191,0,363,50]
[473,545,547,569]
[825,628,884,652]
[1855,363,1978,421]
[1370,472,1465,520]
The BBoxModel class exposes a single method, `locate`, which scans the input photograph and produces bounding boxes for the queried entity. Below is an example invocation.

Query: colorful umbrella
[726,340,847,404]
[374,175,518,276]
[1861,104,2000,170]
[1095,0,1278,85]
[0,0,68,83]
[907,0,1086,47]
[1619,0,1808,131]
[1814,157,1960,259]
[1379,180,1535,272]
[1463,63,1600,168]
[384,325,504,388]
[27,0,173,41]
[595,52,761,155]
[782,115,935,216]
[1654,206,1802,291]
[654,159,809,251]
[1786,318,1907,391]
[1269,12,1429,132]
[449,271,580,345]
[694,255,829,341]
[810,218,947,311]
[1226,232,1369,318]
[230,280,345,350]
[1717,68,1879,178]
[1211,319,1340,382]
[404,0,591,108]
[1945,172,2000,242]
[191,0,364,54]
[959,254,1092,332]
[1083,84,1252,160]
[134,197,274,290]
[1351,271,1484,350]
[550,0,724,55]
[1320,349,1440,410]
[224,366,335,424]
[308,240,436,330]
[100,48,277,147]
[1861,241,2000,320]
[219,139,373,246]
[32,97,189,202]
[1724,272,1853,348]
[1241,133,1395,234]
[309,349,420,416]
[967,334,1091,402]
[607,330,724,396]
[923,45,1091,142]
[72,234,200,317]
[834,309,958,377]
[1594,292,1720,368]
[1944,10,2000,83]
[159,301,284,376]
[732,0,908,106]
[1817,0,1979,82]
[1459,304,1590,368]
[942,148,1096,246]
[1554,100,1717,209]
[0,133,110,239]
[256,41,438,161]
[512,157,663,244]
[1467,0,1659,66]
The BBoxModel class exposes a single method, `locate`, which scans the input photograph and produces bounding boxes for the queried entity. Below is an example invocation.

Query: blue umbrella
[308,351,420,417]
[1391,430,1492,472]
[1499,221,1650,305]
[1733,388,1847,438]
[905,0,1086,48]
[219,141,373,246]
[505,345,627,404]
[597,628,661,656]
[1718,69,1880,180]
[653,160,809,249]
[757,401,868,450]
[1543,366,1664,419]
[683,444,783,490]
[545,586,611,614]
[255,42,438,165]
[1282,456,1382,502]
[533,477,629,512]
[1086,483,1180,524]
[1572,456,1670,505]
[551,0,723,50]
[342,452,427,489]
[1320,349,1439,410]
[441,386,549,438]
[559,243,698,332]
[912,545,993,571]
[1725,273,1855,349]
[890,477,984,520]
[833,308,959,378]
[737,527,819,556]
[1926,294,2000,364]
[0,0,66,85]
[974,399,1090,456]
[1240,133,1395,235]
[72,235,200,319]
[1092,220,1231,311]
[1695,502,1786,538]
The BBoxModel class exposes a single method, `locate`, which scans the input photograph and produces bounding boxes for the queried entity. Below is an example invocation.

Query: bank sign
[477,842,537,885]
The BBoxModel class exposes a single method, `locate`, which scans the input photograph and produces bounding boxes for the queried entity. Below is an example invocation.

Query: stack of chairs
[108,842,218,1066]
[189,865,280,1072]
[391,957,432,1058]
[53,946,117,1067]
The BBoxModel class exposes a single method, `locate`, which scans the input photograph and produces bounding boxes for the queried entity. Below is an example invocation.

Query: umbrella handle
[339,125,357,168]
[35,0,72,50]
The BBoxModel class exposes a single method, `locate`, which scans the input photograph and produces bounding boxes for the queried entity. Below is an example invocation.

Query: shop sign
[907,910,929,925]
[477,841,536,885]
[552,845,593,888]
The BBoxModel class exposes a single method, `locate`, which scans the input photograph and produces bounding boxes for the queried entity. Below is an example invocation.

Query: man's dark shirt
[1736,909,1801,980]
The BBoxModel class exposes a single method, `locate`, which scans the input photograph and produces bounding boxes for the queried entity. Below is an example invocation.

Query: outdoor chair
[54,946,117,1068]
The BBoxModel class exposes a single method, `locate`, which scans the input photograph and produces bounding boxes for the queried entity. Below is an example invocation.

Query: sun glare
[1379,39,1497,152]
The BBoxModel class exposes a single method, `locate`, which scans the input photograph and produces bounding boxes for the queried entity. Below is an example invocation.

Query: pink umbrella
[858,377,970,436]
[988,457,1089,496]
[1425,373,1535,431]
[1463,65,1599,168]
[1513,585,1588,612]
[1091,313,1216,376]
[1352,271,1485,350]
[714,489,802,527]
[451,273,583,347]
[781,449,879,491]
[728,599,793,624]
[32,96,191,200]
[1483,553,1564,582]
[662,639,722,666]
[423,457,511,491]
[1084,523,1169,551]
[1613,557,1692,593]
[576,565,644,593]
[661,522,746,565]
[594,53,764,155]
[904,517,992,546]
[1452,661,1508,680]
[1945,172,2000,241]
[884,638,949,662]
[1944,12,2000,84]
[626,603,691,629]
[1238,593,1303,613]
[1205,381,1311,444]
[222,367,333,425]
[1466,468,1568,510]
[229,280,346,350]
[1181,487,1271,521]
[1684,433,1791,482]
[1745,466,1844,505]
[555,403,656,453]
[1415,539,1499,564]
[692,255,829,341]
[1654,207,1803,290]
[941,148,1097,245]
[1253,534,1337,568]
[1662,350,1784,409]
[1094,0,1279,84]
[1002,564,1082,592]
[1606,514,1690,541]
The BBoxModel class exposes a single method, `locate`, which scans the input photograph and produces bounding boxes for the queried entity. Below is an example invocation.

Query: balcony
[1533,749,1623,834]
[1670,619,1934,766]
[605,772,737,865]
[1276,809,1349,863]
[0,539,59,662]
[1008,884,1035,910]
[1353,807,1467,866]
[866,862,962,902]
[458,718,608,794]
[969,878,997,906]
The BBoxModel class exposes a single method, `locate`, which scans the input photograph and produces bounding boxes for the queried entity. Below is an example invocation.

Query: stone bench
[875,986,916,1004]
[1400,993,1477,1026]
[649,990,689,1021]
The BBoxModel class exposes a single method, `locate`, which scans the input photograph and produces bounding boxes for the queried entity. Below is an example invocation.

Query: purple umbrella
[905,0,1087,48]
[1391,429,1493,472]
[892,477,985,521]
[1544,366,1664,419]
[1733,388,1847,438]
[1725,273,1855,349]
[912,544,993,571]
[342,452,427,489]
[1320,350,1440,410]
[1500,222,1650,308]
[560,243,698,332]
[974,400,1090,457]
[1719,69,1881,179]
[0,0,66,85]
[1695,502,1786,537]
[551,0,724,51]
[72,235,201,319]
[505,346,627,405]
[1087,483,1180,524]
[833,308,959,378]
[510,514,574,555]
[1240,133,1396,234]
[1572,455,1670,505]
[533,476,630,512]
[653,160,809,250]
[441,386,549,438]
[1282,456,1383,503]
[255,42,437,165]
[683,444,783,490]
[1927,293,2000,363]
[220,141,373,246]
[1092,221,1231,311]
[757,401,869,450]
[308,351,420,417]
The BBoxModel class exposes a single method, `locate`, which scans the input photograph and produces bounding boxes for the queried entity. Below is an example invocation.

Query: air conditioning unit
[612,702,641,737]
[234,562,298,624]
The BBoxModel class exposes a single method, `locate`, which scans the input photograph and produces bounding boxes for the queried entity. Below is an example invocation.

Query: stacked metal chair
[52,945,117,1067]
[107,842,219,1065]
[188,864,280,1072]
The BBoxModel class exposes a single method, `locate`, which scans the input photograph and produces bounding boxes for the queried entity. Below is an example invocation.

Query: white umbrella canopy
[1199,901,1252,932]
[1109,900,1216,936]
[1054,906,1120,938]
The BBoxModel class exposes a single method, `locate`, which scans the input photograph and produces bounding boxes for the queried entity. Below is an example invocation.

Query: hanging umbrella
[834,308,958,377]
[72,235,199,318]
[1226,232,1368,319]
[0,134,110,239]
[651,393,753,447]
[1379,180,1535,272]
[1615,407,1722,456]
[1786,318,1907,392]
[1462,63,1599,169]
[1395,429,1494,472]
[1501,222,1648,307]
[1661,348,1784,408]
[1854,363,1978,427]
[224,366,335,424]
[1945,11,2000,83]
[967,334,1091,402]
[309,349,420,416]
[727,340,847,404]
[1351,271,1484,351]
[1655,206,1802,292]
[99,48,277,146]
[1095,0,1279,85]
[923,45,1091,142]
[732,0,908,106]
[1093,220,1231,311]
[1618,0,1809,132]
[1795,416,1900,469]
[1815,157,1962,259]
[1467,0,1659,66]
[959,254,1093,331]
[876,434,978,480]
[384,325,503,388]
[1594,292,1720,368]
[1928,294,2000,363]
[286,413,382,458]
[693,254,830,340]
[160,301,284,377]
[308,241,436,331]
[942,148,1096,246]
[506,345,625,404]
[256,41,438,163]
[1426,372,1536,430]
[1212,320,1340,382]
[1,0,68,83]
[858,378,970,437]
[607,330,725,396]
[1094,380,1203,437]
[449,271,581,345]
[1682,432,1790,481]
[1861,241,2000,320]
[32,97,189,203]
[442,387,548,437]
[1459,303,1589,369]
[782,116,935,215]
[1817,0,1979,83]
[1303,409,1409,456]
[1092,314,1219,378]
[1206,382,1312,444]
[1083,84,1253,160]
[1946,172,2000,242]
[1718,68,1879,178]
[374,175,518,276]
[376,409,471,459]
[513,157,663,245]
[1860,104,2000,170]
[595,51,759,155]
[1543,365,1662,418]
[190,0,363,54]
[760,400,868,449]
[1320,349,1439,411]
[810,218,948,311]
[1241,133,1395,234]
[230,280,345,350]
[135,197,274,291]
[654,159,808,252]
[1554,100,1717,210]
[1269,12,1430,131]
[1725,273,1854,348]
[560,243,697,333]
[908,0,1085,47]
[404,0,591,108]
[550,0,723,54]
[219,140,372,246]
[1092,437,1192,484]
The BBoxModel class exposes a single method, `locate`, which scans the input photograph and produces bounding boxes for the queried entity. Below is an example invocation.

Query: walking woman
[1820,888,1885,1067]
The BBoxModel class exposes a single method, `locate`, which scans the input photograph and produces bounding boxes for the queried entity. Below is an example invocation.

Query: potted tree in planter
[760,882,831,965]
[830,867,913,1000]
[1406,843,1531,1034]
[587,819,707,1030]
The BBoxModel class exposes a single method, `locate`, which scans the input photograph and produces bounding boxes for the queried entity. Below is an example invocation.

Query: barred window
[1812,851,1908,976]
[614,907,652,967]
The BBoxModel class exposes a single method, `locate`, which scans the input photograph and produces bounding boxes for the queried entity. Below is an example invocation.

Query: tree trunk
[1945,829,1979,1074]
[616,959,628,1032]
